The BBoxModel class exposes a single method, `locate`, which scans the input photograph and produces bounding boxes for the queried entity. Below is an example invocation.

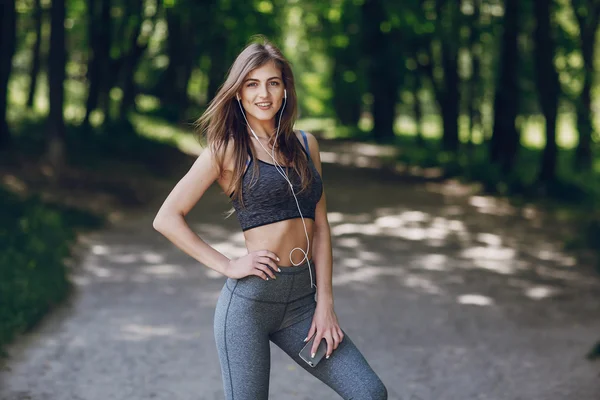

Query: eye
[269,81,280,86]
[247,82,257,87]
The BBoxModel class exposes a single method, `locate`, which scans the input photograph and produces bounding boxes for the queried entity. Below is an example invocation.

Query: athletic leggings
[213,259,388,400]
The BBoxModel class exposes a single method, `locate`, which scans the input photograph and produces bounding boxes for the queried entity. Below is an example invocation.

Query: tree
[27,0,43,109]
[46,0,67,177]
[570,0,600,171]
[533,0,560,183]
[490,0,521,173]
[83,0,112,128]
[361,0,401,143]
[0,0,17,150]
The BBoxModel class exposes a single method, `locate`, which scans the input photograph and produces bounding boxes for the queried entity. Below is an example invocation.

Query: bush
[0,188,79,354]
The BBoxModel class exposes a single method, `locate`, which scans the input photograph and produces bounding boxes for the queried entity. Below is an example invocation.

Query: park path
[1,140,600,400]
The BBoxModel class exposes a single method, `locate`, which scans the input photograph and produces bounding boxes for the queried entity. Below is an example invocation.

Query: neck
[245,115,278,139]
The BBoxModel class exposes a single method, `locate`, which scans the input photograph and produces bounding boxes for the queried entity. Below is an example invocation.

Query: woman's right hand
[225,250,281,280]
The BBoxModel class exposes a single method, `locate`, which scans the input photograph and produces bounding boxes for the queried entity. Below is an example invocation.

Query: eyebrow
[244,76,282,82]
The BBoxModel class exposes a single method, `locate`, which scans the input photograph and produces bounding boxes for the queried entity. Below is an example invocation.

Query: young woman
[153,38,387,400]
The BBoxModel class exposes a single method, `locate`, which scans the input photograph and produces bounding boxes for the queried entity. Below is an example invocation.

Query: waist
[243,218,315,266]
[225,259,316,303]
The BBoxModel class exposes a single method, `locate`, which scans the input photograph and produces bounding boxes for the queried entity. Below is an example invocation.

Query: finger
[311,334,323,358]
[255,263,277,279]
[337,328,344,343]
[332,330,340,350]
[260,250,280,263]
[304,322,316,343]
[252,267,270,280]
[324,333,334,358]
[258,256,281,273]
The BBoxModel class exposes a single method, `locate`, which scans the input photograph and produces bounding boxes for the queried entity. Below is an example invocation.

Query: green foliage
[0,187,84,354]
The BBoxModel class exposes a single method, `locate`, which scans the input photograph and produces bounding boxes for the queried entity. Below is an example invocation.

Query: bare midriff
[243,217,315,268]
[216,133,317,268]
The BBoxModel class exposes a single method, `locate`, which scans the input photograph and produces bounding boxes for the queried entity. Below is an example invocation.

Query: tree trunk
[118,0,153,120]
[27,0,43,109]
[0,0,16,150]
[160,7,196,121]
[362,0,399,143]
[490,0,520,172]
[433,0,461,152]
[413,74,425,147]
[84,0,111,128]
[466,0,482,148]
[206,32,227,105]
[47,0,67,178]
[573,1,600,171]
[533,0,560,183]
[331,0,364,128]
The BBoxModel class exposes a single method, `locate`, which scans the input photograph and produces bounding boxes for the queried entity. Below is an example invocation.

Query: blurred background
[1,0,600,396]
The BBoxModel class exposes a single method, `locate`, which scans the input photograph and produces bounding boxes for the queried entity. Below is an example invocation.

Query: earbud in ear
[284,89,287,99]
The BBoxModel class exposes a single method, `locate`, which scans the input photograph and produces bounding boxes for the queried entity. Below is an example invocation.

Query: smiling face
[237,61,286,126]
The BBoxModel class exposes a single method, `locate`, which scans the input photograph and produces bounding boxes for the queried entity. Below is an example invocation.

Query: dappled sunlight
[142,264,187,277]
[333,266,401,286]
[319,142,398,170]
[117,324,181,341]
[457,294,494,306]
[414,254,448,271]
[469,259,518,275]
[322,195,596,305]
[404,274,443,295]
[337,237,362,249]
[462,246,517,274]
[469,195,516,216]
[525,286,559,300]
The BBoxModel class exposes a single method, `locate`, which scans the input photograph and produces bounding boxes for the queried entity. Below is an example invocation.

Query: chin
[249,110,278,121]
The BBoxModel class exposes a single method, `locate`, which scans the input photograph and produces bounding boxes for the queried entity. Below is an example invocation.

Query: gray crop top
[230,130,323,231]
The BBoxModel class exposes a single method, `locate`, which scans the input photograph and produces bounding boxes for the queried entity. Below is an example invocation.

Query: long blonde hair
[196,37,314,207]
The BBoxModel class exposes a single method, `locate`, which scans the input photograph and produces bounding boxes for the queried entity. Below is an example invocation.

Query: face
[237,61,286,123]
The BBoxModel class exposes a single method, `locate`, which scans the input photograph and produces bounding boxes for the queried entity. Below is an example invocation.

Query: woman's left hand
[304,303,344,360]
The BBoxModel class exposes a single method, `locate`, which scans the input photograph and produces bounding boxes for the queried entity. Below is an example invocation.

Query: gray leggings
[213,259,387,400]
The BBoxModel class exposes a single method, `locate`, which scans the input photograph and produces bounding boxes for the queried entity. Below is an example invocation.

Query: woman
[153,38,387,400]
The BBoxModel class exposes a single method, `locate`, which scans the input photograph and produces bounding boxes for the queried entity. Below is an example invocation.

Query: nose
[258,83,269,99]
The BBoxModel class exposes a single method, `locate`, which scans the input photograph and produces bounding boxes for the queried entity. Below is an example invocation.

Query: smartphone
[299,335,328,368]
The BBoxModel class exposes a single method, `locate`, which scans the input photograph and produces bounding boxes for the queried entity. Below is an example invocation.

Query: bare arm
[303,131,345,358]
[153,144,280,281]
[152,145,231,275]
[306,133,334,306]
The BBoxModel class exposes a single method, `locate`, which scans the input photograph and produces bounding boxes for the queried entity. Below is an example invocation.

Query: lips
[255,102,272,110]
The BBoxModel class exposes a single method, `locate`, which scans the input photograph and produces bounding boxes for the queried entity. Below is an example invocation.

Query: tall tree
[27,0,43,109]
[466,0,483,148]
[435,0,461,151]
[84,0,112,128]
[46,0,67,177]
[362,0,401,143]
[533,0,560,183]
[327,0,365,127]
[570,0,600,171]
[0,0,17,150]
[117,0,155,121]
[490,0,520,172]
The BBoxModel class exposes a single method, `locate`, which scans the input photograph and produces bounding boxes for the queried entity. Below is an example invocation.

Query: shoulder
[294,130,320,158]
[212,137,239,173]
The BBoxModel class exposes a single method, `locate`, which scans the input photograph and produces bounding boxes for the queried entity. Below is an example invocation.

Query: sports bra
[230,130,323,231]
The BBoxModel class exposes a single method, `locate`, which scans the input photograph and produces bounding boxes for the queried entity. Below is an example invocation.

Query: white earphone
[236,88,316,293]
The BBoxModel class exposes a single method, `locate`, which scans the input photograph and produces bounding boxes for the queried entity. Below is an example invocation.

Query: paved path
[1,141,600,399]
